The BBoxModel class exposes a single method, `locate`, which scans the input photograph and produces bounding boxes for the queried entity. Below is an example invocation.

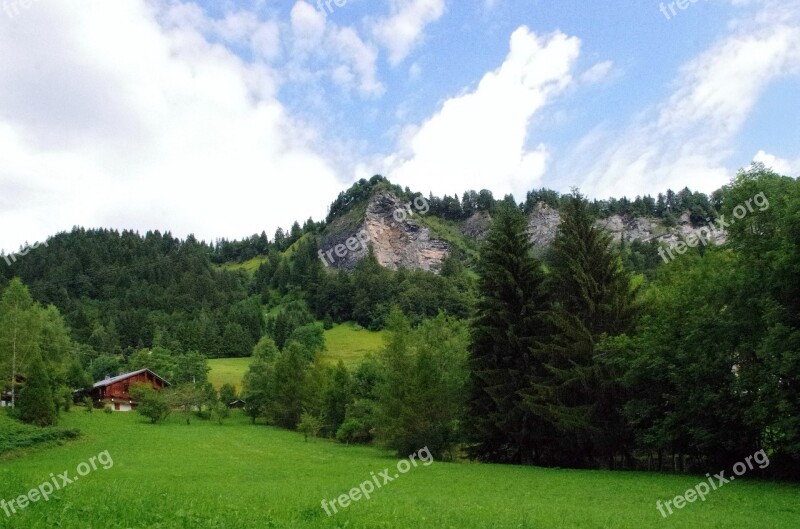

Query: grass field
[318,322,385,367]
[208,323,385,390]
[1,410,798,529]
[207,358,251,392]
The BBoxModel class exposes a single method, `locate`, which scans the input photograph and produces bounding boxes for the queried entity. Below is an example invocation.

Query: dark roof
[93,369,170,388]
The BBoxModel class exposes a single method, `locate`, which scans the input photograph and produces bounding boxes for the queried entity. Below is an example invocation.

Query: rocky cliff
[320,191,451,272]
[321,191,726,273]
[527,202,727,251]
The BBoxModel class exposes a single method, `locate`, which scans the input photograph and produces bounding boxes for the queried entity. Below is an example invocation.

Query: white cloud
[372,0,445,65]
[289,1,382,96]
[569,2,800,198]
[753,150,799,175]
[0,0,345,252]
[580,60,614,85]
[384,27,580,200]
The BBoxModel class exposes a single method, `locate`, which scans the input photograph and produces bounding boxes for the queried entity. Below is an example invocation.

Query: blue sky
[1,0,799,250]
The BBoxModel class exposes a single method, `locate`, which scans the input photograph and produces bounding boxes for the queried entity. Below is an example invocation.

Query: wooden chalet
[91,368,170,411]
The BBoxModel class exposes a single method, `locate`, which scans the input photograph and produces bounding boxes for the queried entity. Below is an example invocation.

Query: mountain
[316,179,724,273]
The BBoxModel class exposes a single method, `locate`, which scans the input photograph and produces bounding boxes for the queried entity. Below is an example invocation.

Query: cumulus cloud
[753,150,800,175]
[0,0,344,251]
[372,0,446,65]
[384,27,581,200]
[568,1,800,198]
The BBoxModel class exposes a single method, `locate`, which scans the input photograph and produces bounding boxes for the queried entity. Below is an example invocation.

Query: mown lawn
[208,323,384,390]
[0,410,797,529]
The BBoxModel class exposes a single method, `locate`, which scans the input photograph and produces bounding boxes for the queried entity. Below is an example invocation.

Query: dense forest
[2,164,798,478]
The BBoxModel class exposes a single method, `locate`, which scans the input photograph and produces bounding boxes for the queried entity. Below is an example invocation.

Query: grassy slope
[318,322,385,367]
[208,323,385,390]
[207,358,251,392]
[1,410,797,529]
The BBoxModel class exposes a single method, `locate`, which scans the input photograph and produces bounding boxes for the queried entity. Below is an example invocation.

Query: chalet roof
[93,369,171,389]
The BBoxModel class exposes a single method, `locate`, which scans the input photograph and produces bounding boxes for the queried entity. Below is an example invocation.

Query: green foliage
[0,414,79,455]
[322,361,351,436]
[168,383,210,425]
[469,204,550,464]
[375,309,470,459]
[297,411,324,441]
[527,191,638,466]
[172,352,210,386]
[267,342,311,429]
[213,400,231,424]
[17,354,57,427]
[241,350,273,424]
[8,229,256,357]
[286,323,326,360]
[90,354,124,382]
[251,336,279,361]
[130,382,171,424]
[218,383,237,406]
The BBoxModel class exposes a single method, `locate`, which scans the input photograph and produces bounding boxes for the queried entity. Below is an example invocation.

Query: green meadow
[208,323,385,391]
[1,410,797,529]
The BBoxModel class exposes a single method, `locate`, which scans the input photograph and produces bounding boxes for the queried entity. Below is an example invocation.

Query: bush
[336,418,372,445]
[103,406,113,414]
[130,383,170,424]
[297,411,324,441]
[0,415,80,455]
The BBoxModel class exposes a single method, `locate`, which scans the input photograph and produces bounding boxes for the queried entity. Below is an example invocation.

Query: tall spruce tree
[469,204,550,464]
[526,191,637,467]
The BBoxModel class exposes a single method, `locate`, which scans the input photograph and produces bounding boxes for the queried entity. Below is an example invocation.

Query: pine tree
[527,191,637,466]
[468,204,550,464]
[17,353,57,426]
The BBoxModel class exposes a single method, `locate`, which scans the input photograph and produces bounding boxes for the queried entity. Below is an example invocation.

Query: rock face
[320,193,728,273]
[320,191,450,272]
[527,203,562,249]
[461,211,491,240]
[524,202,727,251]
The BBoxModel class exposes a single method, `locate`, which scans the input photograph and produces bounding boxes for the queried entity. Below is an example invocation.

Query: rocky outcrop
[461,211,491,240]
[521,202,728,251]
[320,191,450,272]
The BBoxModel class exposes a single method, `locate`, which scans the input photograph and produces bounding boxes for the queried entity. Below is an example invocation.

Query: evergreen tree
[469,204,550,464]
[528,191,637,466]
[17,353,57,426]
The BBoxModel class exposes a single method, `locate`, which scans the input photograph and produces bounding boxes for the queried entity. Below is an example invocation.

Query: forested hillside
[2,165,799,478]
